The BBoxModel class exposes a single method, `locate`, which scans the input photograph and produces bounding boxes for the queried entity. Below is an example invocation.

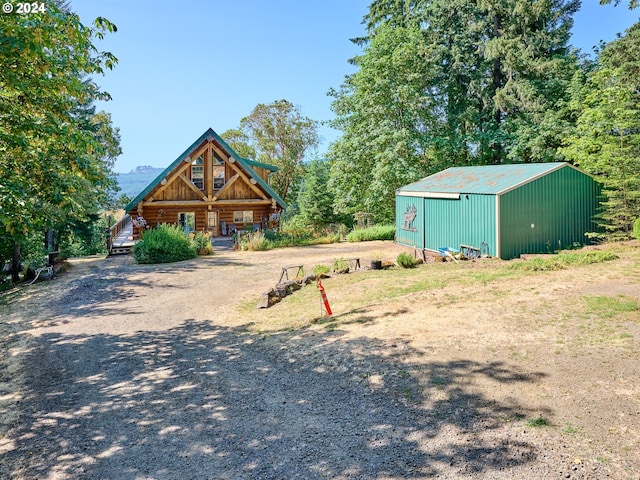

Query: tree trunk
[11,242,21,283]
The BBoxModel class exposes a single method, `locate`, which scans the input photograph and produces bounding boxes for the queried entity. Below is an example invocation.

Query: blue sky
[71,1,639,173]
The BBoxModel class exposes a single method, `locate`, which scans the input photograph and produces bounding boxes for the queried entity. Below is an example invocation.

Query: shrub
[333,257,349,273]
[397,252,419,268]
[346,225,395,242]
[192,232,213,256]
[313,264,330,276]
[634,218,640,241]
[242,232,273,251]
[133,224,197,264]
[257,229,338,249]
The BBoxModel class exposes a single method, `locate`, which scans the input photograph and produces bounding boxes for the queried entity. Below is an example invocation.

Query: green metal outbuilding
[395,162,601,260]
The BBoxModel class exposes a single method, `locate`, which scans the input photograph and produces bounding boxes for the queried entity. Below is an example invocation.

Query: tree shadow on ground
[2,254,255,327]
[3,319,549,479]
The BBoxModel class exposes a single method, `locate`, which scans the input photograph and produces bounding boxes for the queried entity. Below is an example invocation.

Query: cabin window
[233,210,253,223]
[191,156,204,190]
[212,165,225,190]
[178,212,195,232]
[212,153,225,190]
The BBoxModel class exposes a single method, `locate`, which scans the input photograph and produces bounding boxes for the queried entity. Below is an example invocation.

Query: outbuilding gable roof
[397,163,578,196]
[125,128,285,211]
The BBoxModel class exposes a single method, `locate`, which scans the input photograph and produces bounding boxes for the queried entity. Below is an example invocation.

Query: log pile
[257,274,318,308]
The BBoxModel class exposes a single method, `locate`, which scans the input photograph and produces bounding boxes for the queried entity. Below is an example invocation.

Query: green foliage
[508,251,618,271]
[332,257,350,273]
[526,416,550,428]
[20,231,48,272]
[313,264,330,276]
[239,100,319,202]
[583,294,638,319]
[238,228,339,251]
[561,23,640,239]
[598,0,639,8]
[346,225,395,242]
[0,4,121,279]
[329,1,580,221]
[192,232,213,256]
[133,224,197,264]
[328,24,441,222]
[59,214,110,258]
[240,232,271,251]
[219,128,256,160]
[634,218,640,241]
[396,252,419,269]
[297,159,337,229]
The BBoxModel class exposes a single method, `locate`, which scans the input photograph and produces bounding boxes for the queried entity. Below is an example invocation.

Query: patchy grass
[583,294,639,320]
[526,416,551,428]
[508,251,618,272]
[238,243,636,334]
[562,422,581,434]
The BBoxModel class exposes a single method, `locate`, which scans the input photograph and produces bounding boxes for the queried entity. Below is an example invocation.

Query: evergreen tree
[328,0,580,222]
[561,22,640,239]
[297,159,335,230]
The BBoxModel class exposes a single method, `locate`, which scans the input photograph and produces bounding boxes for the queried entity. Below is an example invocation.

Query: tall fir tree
[561,22,640,239]
[328,0,580,221]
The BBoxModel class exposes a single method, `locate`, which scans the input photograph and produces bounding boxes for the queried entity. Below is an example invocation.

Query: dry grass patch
[238,243,638,336]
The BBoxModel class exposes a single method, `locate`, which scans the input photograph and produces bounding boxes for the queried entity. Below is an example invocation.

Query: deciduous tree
[0,2,120,280]
[239,100,319,203]
[328,24,439,223]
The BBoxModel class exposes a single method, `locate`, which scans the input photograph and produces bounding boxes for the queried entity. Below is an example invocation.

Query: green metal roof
[243,158,278,172]
[397,162,572,196]
[125,128,285,212]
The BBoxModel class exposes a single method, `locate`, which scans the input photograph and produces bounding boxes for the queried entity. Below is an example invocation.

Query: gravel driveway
[1,241,638,479]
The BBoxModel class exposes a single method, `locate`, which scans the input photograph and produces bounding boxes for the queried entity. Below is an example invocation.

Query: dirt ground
[1,240,639,479]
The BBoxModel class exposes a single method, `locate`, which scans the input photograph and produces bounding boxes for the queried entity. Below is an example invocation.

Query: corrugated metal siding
[499,166,600,259]
[423,194,497,255]
[395,195,425,248]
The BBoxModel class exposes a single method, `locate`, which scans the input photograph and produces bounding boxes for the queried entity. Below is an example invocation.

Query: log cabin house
[108,128,285,254]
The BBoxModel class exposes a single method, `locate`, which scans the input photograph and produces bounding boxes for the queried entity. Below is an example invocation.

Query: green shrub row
[508,251,618,272]
[346,225,396,242]
[237,224,396,250]
[239,230,340,251]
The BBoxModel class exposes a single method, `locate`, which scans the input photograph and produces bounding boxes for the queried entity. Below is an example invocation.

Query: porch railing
[108,214,131,253]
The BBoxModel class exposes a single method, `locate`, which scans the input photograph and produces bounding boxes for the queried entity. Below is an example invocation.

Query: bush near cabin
[133,224,197,264]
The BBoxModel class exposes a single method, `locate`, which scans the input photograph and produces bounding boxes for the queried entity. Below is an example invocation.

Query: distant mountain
[116,166,164,198]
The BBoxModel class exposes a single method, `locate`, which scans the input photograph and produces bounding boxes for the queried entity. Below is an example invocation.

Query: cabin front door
[207,211,219,236]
